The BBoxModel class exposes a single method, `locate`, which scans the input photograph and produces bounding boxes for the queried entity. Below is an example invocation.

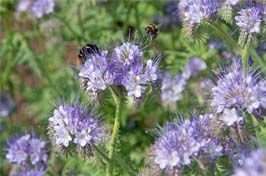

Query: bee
[77,44,99,65]
[145,23,159,39]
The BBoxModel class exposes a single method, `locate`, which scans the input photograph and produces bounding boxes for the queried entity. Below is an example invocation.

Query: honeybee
[145,23,159,39]
[77,44,99,65]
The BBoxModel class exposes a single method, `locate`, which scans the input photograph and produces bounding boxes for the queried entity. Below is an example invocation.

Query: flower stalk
[107,87,122,176]
[242,36,251,71]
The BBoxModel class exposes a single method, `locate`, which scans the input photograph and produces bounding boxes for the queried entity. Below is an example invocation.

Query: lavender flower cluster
[211,58,266,122]
[178,0,266,37]
[153,114,224,171]
[6,134,48,176]
[152,57,266,174]
[79,42,159,99]
[48,102,104,152]
[179,0,222,25]
[233,149,266,176]
[17,0,55,18]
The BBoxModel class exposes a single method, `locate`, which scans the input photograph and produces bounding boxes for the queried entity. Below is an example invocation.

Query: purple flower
[17,0,32,12]
[233,149,266,176]
[121,70,146,98]
[31,0,55,18]
[48,102,104,150]
[161,72,187,110]
[16,167,46,176]
[0,92,15,117]
[223,137,252,168]
[235,7,261,34]
[210,59,266,116]
[79,42,159,99]
[184,57,207,77]
[112,42,143,67]
[17,0,55,18]
[225,0,240,6]
[179,0,222,25]
[79,51,114,96]
[6,133,48,167]
[153,114,223,170]
[220,108,243,126]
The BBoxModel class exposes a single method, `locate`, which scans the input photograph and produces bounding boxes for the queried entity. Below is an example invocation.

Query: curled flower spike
[161,72,187,110]
[6,133,48,176]
[112,42,143,67]
[210,58,266,118]
[18,167,46,176]
[79,42,159,99]
[179,0,222,25]
[233,148,266,176]
[220,108,243,126]
[79,51,114,96]
[48,102,104,154]
[152,113,224,172]
[225,0,240,6]
[6,134,48,166]
[235,7,261,35]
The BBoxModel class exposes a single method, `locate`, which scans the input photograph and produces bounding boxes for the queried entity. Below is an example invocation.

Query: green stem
[107,87,122,176]
[114,153,136,176]
[93,144,111,163]
[242,36,251,71]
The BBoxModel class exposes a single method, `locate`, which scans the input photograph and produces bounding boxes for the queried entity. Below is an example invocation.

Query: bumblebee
[145,23,159,39]
[77,44,99,65]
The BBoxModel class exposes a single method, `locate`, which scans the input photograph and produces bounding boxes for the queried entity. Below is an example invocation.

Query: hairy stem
[242,36,251,72]
[93,144,111,164]
[107,87,122,176]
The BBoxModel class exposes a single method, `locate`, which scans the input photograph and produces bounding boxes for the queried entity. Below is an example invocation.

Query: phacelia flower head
[223,137,252,168]
[220,108,243,126]
[184,57,207,78]
[120,59,158,98]
[153,113,224,171]
[6,133,48,167]
[17,167,46,176]
[225,0,240,6]
[161,72,187,110]
[17,0,32,12]
[112,42,143,67]
[79,42,159,99]
[31,0,55,18]
[235,7,261,34]
[210,58,266,116]
[79,51,114,98]
[233,148,266,176]
[17,0,55,18]
[179,0,222,25]
[48,102,104,153]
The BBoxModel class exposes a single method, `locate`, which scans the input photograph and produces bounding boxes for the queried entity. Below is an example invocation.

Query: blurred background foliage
[1,0,266,175]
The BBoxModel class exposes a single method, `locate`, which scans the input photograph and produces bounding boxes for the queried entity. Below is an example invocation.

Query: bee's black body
[77,44,99,65]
